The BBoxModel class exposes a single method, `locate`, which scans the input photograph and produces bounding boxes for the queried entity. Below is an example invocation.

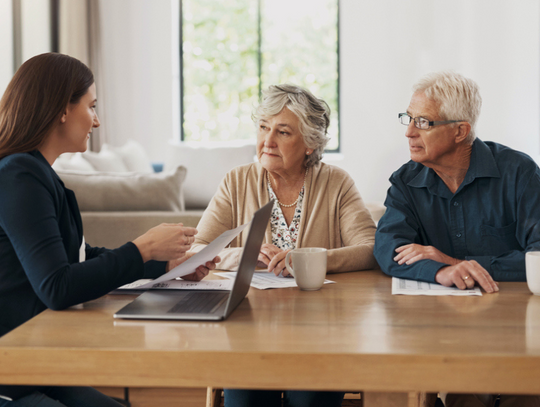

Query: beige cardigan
[192,162,378,273]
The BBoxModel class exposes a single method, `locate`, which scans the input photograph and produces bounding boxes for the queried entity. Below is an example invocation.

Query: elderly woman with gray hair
[192,84,376,407]
[192,84,377,407]
[192,84,377,282]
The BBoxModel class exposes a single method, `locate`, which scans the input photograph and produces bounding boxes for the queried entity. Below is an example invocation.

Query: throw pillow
[56,165,187,212]
[82,149,129,172]
[103,140,154,173]
[165,142,256,209]
[53,153,96,172]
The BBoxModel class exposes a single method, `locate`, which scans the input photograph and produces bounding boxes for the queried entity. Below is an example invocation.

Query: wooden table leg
[206,387,223,407]
[363,392,430,407]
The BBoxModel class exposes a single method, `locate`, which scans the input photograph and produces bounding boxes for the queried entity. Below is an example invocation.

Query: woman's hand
[268,249,292,276]
[133,223,198,263]
[257,243,293,276]
[166,252,221,282]
[257,243,282,267]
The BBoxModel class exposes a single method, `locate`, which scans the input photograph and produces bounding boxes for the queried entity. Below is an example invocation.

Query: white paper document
[116,278,234,291]
[137,222,249,289]
[392,277,482,296]
[215,271,336,290]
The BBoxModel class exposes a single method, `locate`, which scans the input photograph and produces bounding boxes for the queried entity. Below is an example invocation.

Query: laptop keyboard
[167,292,228,314]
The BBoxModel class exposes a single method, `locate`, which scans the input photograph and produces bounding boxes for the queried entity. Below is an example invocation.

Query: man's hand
[435,261,499,293]
[394,244,460,266]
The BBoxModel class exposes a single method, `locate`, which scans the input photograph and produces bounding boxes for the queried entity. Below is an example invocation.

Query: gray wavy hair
[413,71,482,144]
[253,84,330,167]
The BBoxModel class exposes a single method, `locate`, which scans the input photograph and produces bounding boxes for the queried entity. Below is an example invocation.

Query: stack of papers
[392,277,482,296]
[215,271,335,290]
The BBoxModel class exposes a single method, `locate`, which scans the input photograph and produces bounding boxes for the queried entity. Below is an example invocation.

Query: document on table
[115,278,234,292]
[392,277,482,296]
[137,222,249,289]
[215,271,336,290]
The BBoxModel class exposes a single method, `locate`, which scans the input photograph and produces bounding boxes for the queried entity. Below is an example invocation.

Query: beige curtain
[59,0,106,151]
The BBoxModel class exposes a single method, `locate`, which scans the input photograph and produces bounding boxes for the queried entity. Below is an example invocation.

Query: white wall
[0,0,13,96]
[99,0,175,160]
[21,0,51,63]
[1,0,53,97]
[339,0,540,203]
[97,0,539,203]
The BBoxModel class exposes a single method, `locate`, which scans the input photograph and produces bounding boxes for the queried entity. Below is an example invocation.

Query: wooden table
[1,270,540,406]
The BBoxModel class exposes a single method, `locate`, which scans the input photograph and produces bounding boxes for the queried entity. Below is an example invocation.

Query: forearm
[466,251,526,281]
[86,243,167,279]
[326,245,378,273]
[143,260,168,279]
[34,242,146,310]
[374,235,446,282]
[383,257,447,283]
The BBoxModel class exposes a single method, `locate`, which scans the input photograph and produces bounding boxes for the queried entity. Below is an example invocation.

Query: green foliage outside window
[182,0,339,151]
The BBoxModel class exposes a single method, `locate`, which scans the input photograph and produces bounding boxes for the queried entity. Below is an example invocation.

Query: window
[181,0,340,151]
[0,0,57,96]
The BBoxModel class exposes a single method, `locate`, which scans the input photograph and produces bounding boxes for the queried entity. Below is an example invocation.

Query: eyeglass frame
[398,113,463,130]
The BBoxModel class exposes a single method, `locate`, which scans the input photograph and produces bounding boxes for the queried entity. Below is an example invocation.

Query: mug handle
[285,251,295,277]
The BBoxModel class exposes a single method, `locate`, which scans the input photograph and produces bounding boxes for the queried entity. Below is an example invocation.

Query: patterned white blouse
[267,178,304,250]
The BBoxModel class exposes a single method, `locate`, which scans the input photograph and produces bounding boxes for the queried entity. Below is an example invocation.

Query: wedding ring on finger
[462,275,470,281]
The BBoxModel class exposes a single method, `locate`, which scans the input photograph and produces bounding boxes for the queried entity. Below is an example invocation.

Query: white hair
[253,84,330,167]
[413,71,482,143]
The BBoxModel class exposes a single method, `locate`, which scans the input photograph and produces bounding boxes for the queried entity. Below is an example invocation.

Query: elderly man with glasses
[374,71,540,406]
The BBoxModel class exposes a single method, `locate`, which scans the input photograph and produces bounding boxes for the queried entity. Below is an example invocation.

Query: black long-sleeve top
[0,150,165,338]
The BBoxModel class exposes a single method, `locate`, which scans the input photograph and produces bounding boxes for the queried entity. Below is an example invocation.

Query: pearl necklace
[267,168,308,208]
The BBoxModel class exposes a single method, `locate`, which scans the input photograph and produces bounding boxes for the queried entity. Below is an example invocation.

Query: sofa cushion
[82,148,130,172]
[103,141,154,173]
[52,152,96,172]
[165,142,256,209]
[56,165,187,212]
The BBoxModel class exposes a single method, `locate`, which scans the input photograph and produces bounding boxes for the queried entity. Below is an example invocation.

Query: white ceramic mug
[285,248,327,291]
[526,251,540,295]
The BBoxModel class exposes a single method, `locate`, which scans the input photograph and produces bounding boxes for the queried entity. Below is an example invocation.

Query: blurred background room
[1,0,538,206]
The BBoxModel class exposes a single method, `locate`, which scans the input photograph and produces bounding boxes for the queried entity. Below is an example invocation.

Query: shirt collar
[407,138,500,197]
[465,138,500,180]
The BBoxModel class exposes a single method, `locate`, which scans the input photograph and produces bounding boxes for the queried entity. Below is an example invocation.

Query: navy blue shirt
[0,151,166,338]
[374,139,540,283]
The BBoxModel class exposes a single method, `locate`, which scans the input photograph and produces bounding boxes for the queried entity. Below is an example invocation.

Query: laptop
[114,200,273,321]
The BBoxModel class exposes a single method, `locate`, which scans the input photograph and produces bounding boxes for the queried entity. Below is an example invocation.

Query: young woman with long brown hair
[0,53,217,406]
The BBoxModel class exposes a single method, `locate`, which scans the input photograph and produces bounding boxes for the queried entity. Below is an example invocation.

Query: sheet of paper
[215,271,335,290]
[138,222,249,289]
[392,277,482,296]
[116,278,234,291]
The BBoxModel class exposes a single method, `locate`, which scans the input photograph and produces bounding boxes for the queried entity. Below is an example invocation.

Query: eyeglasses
[398,113,462,130]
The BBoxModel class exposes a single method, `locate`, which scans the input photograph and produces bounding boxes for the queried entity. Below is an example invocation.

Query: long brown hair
[0,53,94,159]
